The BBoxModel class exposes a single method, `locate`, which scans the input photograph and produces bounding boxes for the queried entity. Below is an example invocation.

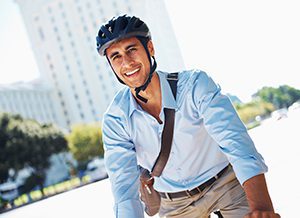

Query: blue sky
[1,0,299,102]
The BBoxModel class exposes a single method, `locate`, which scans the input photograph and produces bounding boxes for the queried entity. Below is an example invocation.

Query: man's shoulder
[172,69,209,89]
[159,69,207,82]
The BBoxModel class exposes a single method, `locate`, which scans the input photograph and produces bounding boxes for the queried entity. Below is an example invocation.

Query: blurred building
[14,0,184,129]
[0,80,58,125]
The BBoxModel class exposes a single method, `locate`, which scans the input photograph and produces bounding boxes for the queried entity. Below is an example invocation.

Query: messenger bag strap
[151,72,178,177]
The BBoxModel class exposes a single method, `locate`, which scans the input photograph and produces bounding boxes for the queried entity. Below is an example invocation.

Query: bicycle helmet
[96,15,157,103]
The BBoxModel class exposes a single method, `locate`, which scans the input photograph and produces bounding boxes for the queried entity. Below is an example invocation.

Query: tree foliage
[0,112,67,186]
[235,99,274,124]
[254,85,300,109]
[66,123,103,168]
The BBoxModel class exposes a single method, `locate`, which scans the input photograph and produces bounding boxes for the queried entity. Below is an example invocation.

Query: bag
[139,73,178,216]
[139,168,161,216]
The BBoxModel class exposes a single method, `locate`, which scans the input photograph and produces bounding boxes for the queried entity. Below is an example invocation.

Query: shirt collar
[128,71,178,117]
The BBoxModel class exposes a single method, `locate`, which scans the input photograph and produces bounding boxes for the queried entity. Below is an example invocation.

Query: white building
[0,80,58,125]
[14,0,185,128]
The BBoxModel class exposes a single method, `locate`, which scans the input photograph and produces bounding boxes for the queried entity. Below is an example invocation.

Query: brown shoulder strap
[151,73,178,177]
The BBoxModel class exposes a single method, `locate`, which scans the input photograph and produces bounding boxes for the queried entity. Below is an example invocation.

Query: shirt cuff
[115,199,144,218]
[231,155,268,185]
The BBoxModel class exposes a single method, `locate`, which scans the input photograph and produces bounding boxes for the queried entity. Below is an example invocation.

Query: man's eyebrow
[109,51,119,60]
[125,43,137,50]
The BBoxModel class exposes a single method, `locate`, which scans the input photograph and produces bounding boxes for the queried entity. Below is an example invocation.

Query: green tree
[0,112,67,190]
[255,85,300,109]
[234,99,274,124]
[66,123,104,170]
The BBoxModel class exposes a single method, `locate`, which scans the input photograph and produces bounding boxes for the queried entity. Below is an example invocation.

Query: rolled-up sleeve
[102,112,144,218]
[192,71,268,185]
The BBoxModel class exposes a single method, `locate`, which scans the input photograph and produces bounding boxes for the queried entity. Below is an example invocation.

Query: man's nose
[122,53,134,67]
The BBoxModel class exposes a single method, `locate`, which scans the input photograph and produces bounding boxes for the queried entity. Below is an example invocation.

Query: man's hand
[244,210,280,218]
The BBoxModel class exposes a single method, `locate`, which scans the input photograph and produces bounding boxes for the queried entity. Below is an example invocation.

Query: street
[1,109,299,218]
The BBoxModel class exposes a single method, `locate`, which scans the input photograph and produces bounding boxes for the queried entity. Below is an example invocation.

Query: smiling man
[96,15,280,218]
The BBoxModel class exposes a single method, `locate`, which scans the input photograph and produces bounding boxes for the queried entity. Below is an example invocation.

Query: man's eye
[112,55,121,61]
[128,48,137,53]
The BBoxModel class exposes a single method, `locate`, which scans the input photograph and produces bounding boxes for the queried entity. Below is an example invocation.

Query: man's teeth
[126,68,139,76]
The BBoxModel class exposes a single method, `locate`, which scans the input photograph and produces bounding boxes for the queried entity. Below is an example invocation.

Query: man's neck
[131,72,162,123]
[130,72,160,105]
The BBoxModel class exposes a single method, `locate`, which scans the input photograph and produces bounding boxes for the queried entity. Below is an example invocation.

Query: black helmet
[96,14,151,56]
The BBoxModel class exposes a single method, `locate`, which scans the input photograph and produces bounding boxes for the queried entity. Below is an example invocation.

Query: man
[96,15,280,218]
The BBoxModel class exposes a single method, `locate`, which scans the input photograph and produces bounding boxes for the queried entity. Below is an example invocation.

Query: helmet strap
[105,55,126,84]
[134,56,156,103]
[134,37,157,103]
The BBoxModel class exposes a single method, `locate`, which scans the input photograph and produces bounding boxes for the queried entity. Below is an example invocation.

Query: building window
[38,27,45,40]
[92,109,96,116]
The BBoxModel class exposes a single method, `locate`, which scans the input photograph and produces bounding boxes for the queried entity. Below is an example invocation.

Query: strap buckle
[185,190,192,197]
[167,73,178,81]
[165,192,172,201]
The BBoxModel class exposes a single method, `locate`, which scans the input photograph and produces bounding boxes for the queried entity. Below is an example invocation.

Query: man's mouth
[125,68,140,77]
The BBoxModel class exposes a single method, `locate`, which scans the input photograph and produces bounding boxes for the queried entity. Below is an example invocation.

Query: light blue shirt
[102,70,267,218]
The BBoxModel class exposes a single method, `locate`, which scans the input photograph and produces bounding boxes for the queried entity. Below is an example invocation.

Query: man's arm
[243,174,280,217]
[103,112,144,218]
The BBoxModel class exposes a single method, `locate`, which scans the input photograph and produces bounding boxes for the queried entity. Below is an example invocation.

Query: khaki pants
[159,166,250,218]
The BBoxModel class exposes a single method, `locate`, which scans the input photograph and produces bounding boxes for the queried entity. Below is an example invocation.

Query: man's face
[105,37,154,88]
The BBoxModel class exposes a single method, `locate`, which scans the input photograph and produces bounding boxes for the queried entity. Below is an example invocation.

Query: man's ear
[147,40,155,56]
